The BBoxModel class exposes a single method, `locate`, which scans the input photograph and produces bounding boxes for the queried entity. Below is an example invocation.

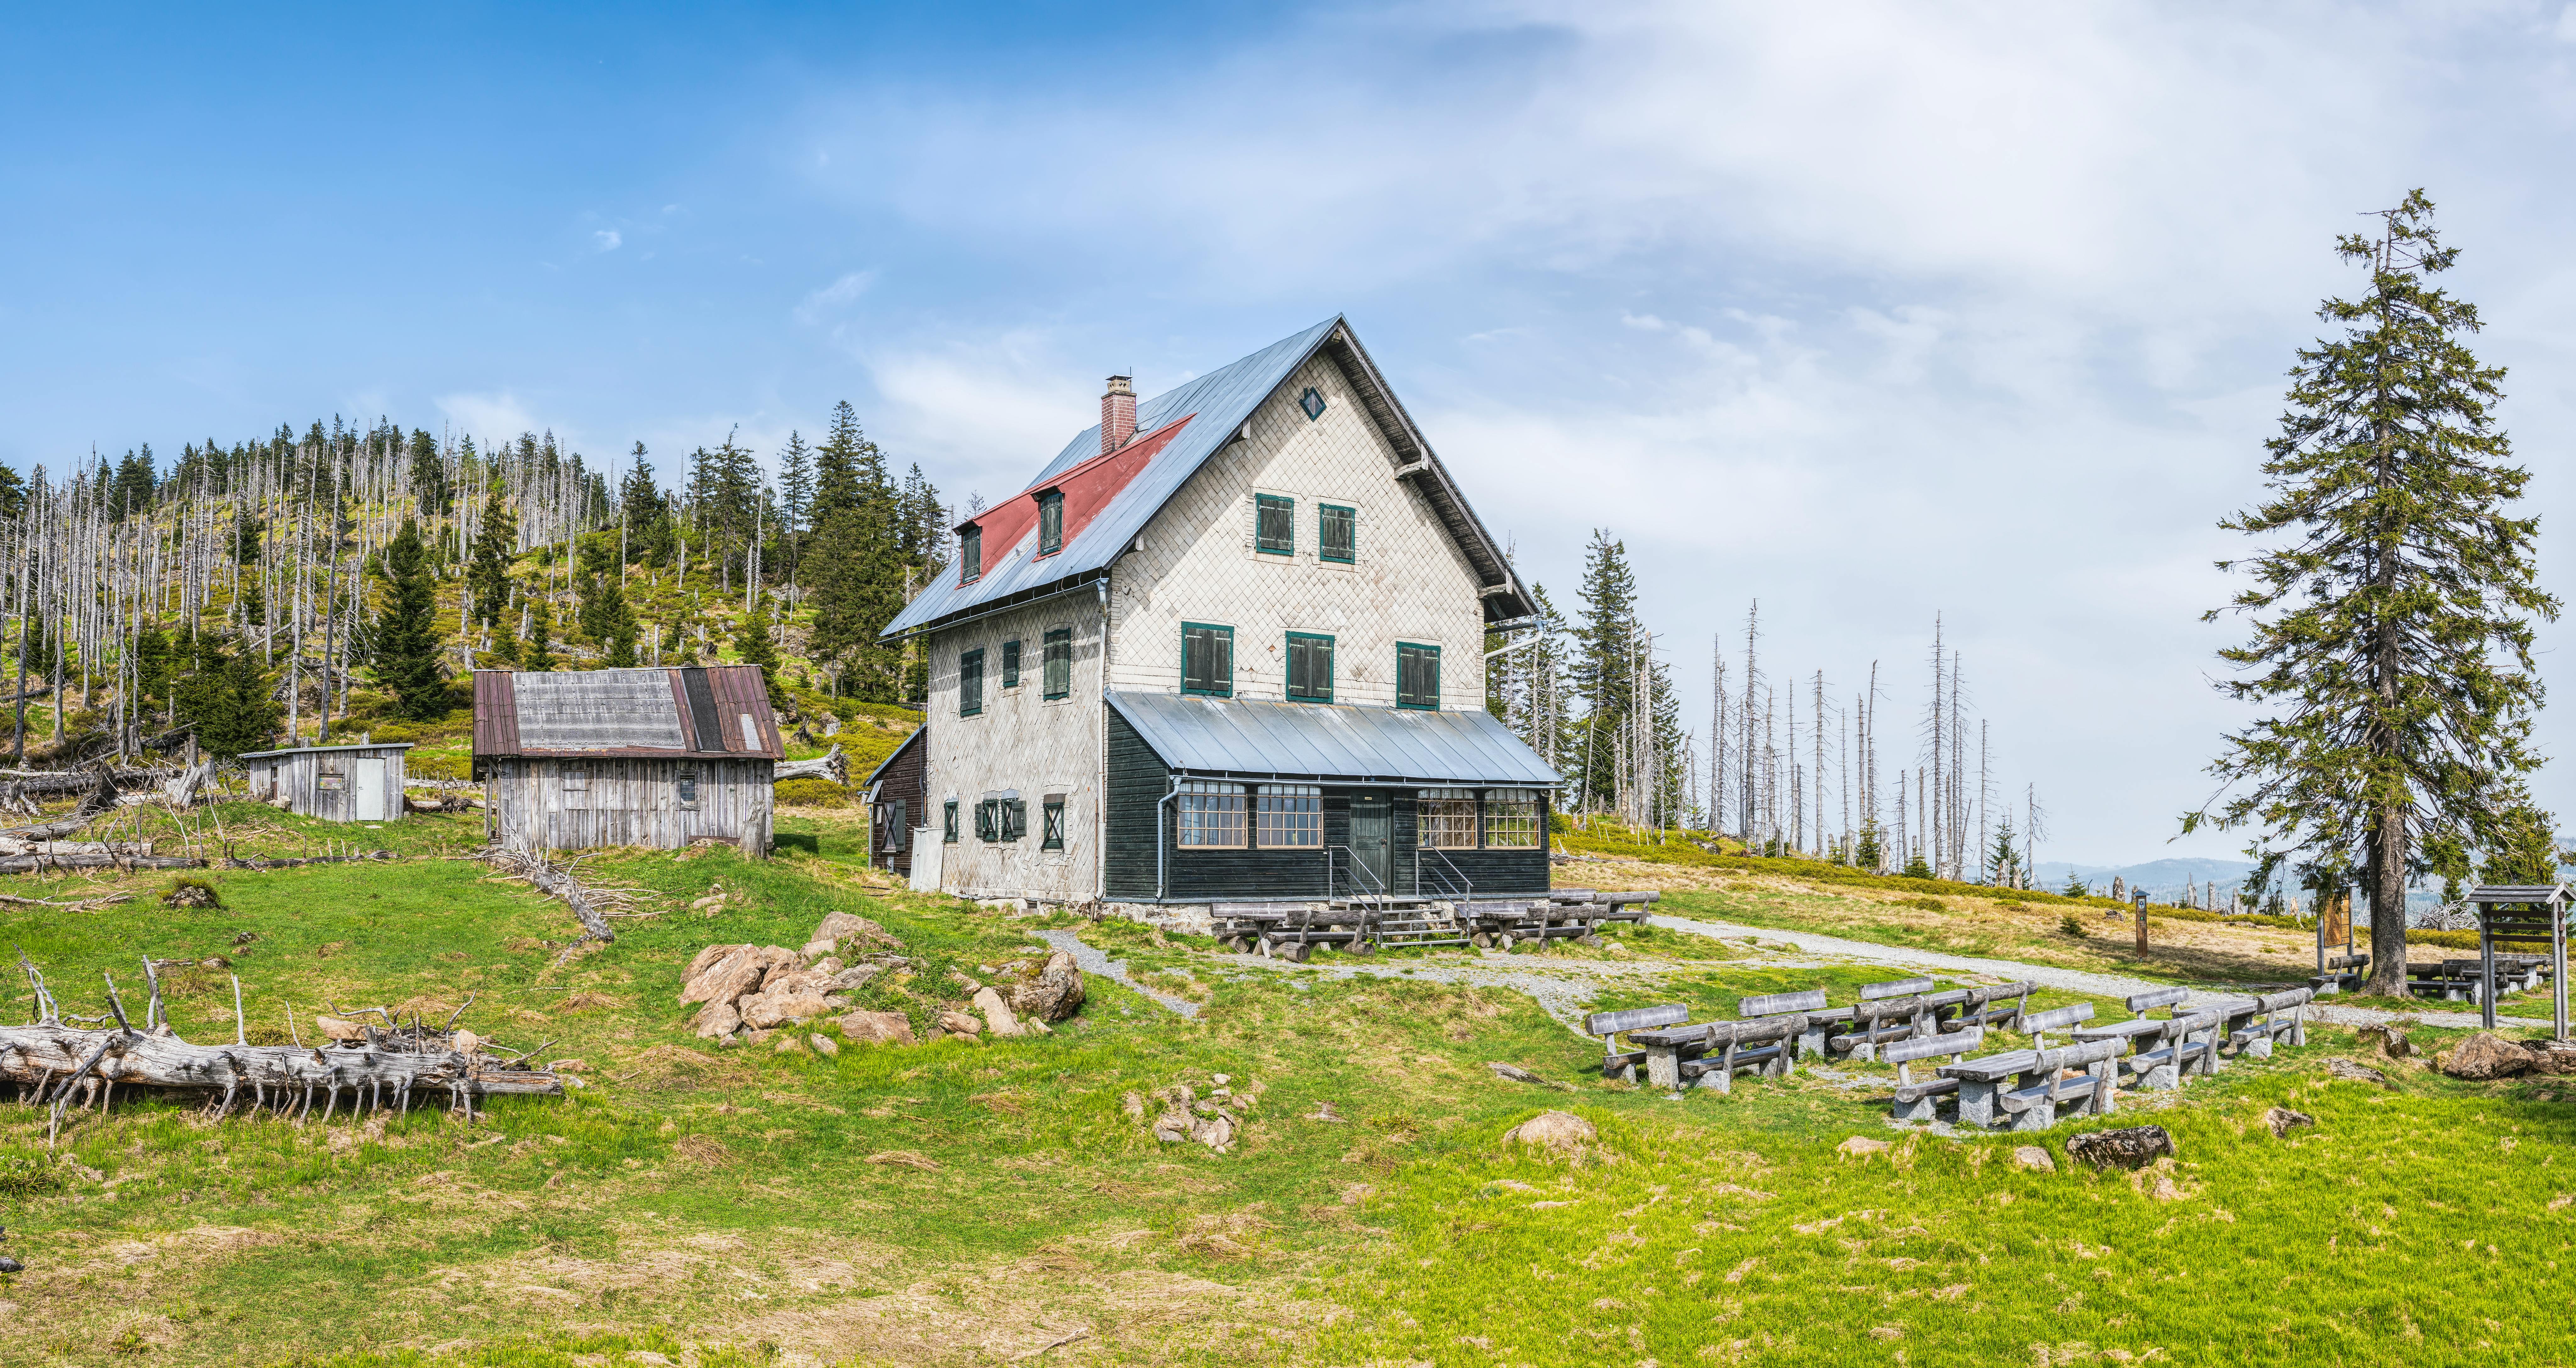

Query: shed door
[349,758,387,821]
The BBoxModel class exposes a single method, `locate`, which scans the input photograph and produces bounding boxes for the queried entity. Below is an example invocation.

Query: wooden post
[2133,890,2148,955]
[2556,892,2569,1044]
[2479,901,2497,1032]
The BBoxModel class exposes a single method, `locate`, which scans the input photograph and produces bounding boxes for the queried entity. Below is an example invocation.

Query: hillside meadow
[0,814,2557,1365]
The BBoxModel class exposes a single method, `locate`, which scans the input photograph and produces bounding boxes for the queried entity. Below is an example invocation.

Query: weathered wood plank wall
[486,756,772,855]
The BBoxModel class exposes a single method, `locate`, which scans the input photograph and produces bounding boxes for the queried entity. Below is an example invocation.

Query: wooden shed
[861,724,927,877]
[241,741,413,822]
[473,666,783,856]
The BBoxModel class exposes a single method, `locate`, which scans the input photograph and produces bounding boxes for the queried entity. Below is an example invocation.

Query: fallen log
[774,743,847,786]
[0,855,204,873]
[5,770,122,841]
[6,959,561,1135]
[220,852,391,870]
[483,847,616,942]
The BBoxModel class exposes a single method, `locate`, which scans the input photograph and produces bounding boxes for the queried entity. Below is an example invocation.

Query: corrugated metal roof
[1106,691,1559,786]
[881,317,1534,639]
[473,667,783,761]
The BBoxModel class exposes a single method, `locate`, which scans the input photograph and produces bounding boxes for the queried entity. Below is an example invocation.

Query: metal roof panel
[1105,691,1558,786]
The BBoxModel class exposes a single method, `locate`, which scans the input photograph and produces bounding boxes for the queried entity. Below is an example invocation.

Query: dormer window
[1037,490,1063,557]
[960,525,982,584]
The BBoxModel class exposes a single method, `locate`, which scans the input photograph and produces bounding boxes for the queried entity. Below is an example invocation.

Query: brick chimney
[1101,375,1136,455]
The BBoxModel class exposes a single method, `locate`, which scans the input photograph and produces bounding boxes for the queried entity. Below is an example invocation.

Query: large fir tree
[2194,191,2558,996]
[174,637,281,759]
[1569,530,1639,812]
[373,518,446,721]
[465,483,517,629]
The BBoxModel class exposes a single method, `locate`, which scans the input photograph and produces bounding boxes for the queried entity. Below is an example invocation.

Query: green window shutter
[1042,628,1072,699]
[1182,623,1234,697]
[1286,632,1334,703]
[1319,504,1355,563]
[1397,643,1440,710]
[960,526,982,583]
[1007,799,1027,841]
[1002,640,1021,688]
[1037,491,1063,557]
[1255,494,1294,555]
[959,648,984,716]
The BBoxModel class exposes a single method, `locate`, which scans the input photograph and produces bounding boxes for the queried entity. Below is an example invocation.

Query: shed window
[960,526,982,584]
[1319,503,1355,564]
[944,799,960,844]
[1002,639,1021,688]
[1042,628,1072,699]
[1396,642,1441,710]
[1041,795,1066,851]
[1037,490,1063,557]
[677,769,699,809]
[959,648,984,716]
[1484,789,1542,848]
[561,767,590,811]
[1255,494,1294,555]
[1181,623,1233,698]
[1177,780,1246,849]
[1420,787,1477,849]
[1256,784,1321,848]
[1285,632,1334,703]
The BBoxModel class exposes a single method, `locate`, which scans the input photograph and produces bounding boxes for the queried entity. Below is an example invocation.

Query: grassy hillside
[0,818,2562,1365]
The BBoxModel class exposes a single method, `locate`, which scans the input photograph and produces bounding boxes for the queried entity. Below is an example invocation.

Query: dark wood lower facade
[1102,707,1549,902]
[863,726,929,877]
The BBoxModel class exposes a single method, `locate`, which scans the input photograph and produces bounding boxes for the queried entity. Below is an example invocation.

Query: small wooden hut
[861,724,927,878]
[473,666,783,856]
[240,741,413,822]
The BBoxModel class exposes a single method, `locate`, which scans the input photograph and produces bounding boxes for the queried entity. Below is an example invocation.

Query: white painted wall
[919,593,1107,901]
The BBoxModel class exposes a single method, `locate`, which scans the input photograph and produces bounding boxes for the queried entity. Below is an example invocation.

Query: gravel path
[1034,929,1202,1018]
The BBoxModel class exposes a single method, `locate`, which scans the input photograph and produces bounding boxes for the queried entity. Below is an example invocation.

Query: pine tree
[233,509,260,565]
[1987,819,2020,888]
[466,483,517,628]
[736,598,784,705]
[408,428,450,517]
[1855,822,1883,871]
[2478,803,2561,885]
[174,638,280,759]
[1902,848,1934,880]
[374,518,446,721]
[1569,530,1638,811]
[777,431,814,581]
[524,599,557,673]
[2193,191,2558,997]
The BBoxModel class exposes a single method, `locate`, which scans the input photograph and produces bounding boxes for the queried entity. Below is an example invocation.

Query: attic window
[960,526,983,584]
[1299,386,1327,421]
[1037,490,1063,557]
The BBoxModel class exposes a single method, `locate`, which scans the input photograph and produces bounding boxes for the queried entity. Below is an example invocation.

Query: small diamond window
[1299,386,1326,421]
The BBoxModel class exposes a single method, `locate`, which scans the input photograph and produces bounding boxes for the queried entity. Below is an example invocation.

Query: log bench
[2019,1002,2096,1050]
[1631,1015,1804,1093]
[1739,989,1831,1064]
[1824,980,1940,1060]
[2211,987,2311,1059]
[1582,1003,1689,1083]
[1885,1025,1986,1121]
[1938,1037,2129,1132]
[1938,981,2036,1032]
[2312,953,2369,995]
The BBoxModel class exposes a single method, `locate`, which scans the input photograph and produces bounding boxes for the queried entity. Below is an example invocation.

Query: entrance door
[349,758,387,821]
[1347,793,1391,895]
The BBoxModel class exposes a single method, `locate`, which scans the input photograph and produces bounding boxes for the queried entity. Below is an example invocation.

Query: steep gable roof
[881,317,1533,640]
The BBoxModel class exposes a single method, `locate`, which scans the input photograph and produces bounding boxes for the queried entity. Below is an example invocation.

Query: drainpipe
[1097,576,1112,904]
[1155,774,1181,900]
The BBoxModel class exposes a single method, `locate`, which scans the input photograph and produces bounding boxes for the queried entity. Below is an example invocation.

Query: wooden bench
[2073,988,2216,1092]
[1939,1037,2129,1132]
[2211,987,2311,1059]
[1739,988,1831,1065]
[1885,1025,1986,1121]
[2019,1002,2096,1051]
[1825,980,1940,1059]
[1938,981,2036,1032]
[1582,1003,1689,1083]
[2312,952,2369,995]
[1632,1016,1803,1093]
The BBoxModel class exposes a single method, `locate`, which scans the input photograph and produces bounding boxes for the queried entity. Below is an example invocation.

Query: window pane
[1041,799,1065,851]
[960,649,984,715]
[1485,790,1542,848]
[944,800,959,843]
[1178,781,1246,848]
[1256,494,1294,555]
[962,526,982,583]
[1422,794,1478,849]
[1320,504,1355,563]
[1043,628,1072,698]
[1256,784,1321,847]
[1039,492,1063,556]
[1002,640,1021,687]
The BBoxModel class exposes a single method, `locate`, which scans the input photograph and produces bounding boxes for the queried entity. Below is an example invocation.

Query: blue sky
[11,3,2576,865]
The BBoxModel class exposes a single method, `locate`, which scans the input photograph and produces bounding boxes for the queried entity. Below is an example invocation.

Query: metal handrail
[1417,847,1473,904]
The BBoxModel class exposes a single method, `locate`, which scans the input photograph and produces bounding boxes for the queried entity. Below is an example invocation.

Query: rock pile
[677,911,911,1043]
[937,950,1087,1041]
[2435,1032,2576,1080]
[1139,1074,1245,1151]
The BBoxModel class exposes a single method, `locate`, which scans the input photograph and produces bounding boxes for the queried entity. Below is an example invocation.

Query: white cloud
[435,391,544,448]
[794,270,877,324]
[593,229,622,252]
[861,331,1096,500]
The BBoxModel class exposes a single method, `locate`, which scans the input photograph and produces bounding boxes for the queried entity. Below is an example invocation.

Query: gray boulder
[2065,1126,2174,1171]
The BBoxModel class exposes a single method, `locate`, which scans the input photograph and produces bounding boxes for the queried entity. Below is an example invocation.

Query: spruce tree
[374,518,446,721]
[233,509,259,565]
[174,638,280,759]
[1570,530,1639,810]
[777,431,814,582]
[407,428,450,517]
[736,598,784,705]
[466,484,517,628]
[2478,803,2562,885]
[524,599,558,673]
[2193,191,2558,997]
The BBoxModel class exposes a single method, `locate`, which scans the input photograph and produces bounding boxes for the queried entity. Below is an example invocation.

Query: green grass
[0,815,2564,1365]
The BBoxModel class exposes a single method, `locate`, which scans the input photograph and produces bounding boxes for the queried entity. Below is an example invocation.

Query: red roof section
[955,414,1195,581]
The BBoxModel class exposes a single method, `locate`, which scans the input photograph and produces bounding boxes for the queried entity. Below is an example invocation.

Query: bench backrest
[1861,976,1935,1001]
[2324,953,2369,970]
[1884,1025,1984,1063]
[2256,987,2314,1012]
[2124,986,2190,1014]
[1740,988,1829,1017]
[1601,891,1661,906]
[2022,1002,2096,1033]
[2037,1037,2128,1070]
[1967,981,2036,1005]
[1583,1003,1690,1037]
